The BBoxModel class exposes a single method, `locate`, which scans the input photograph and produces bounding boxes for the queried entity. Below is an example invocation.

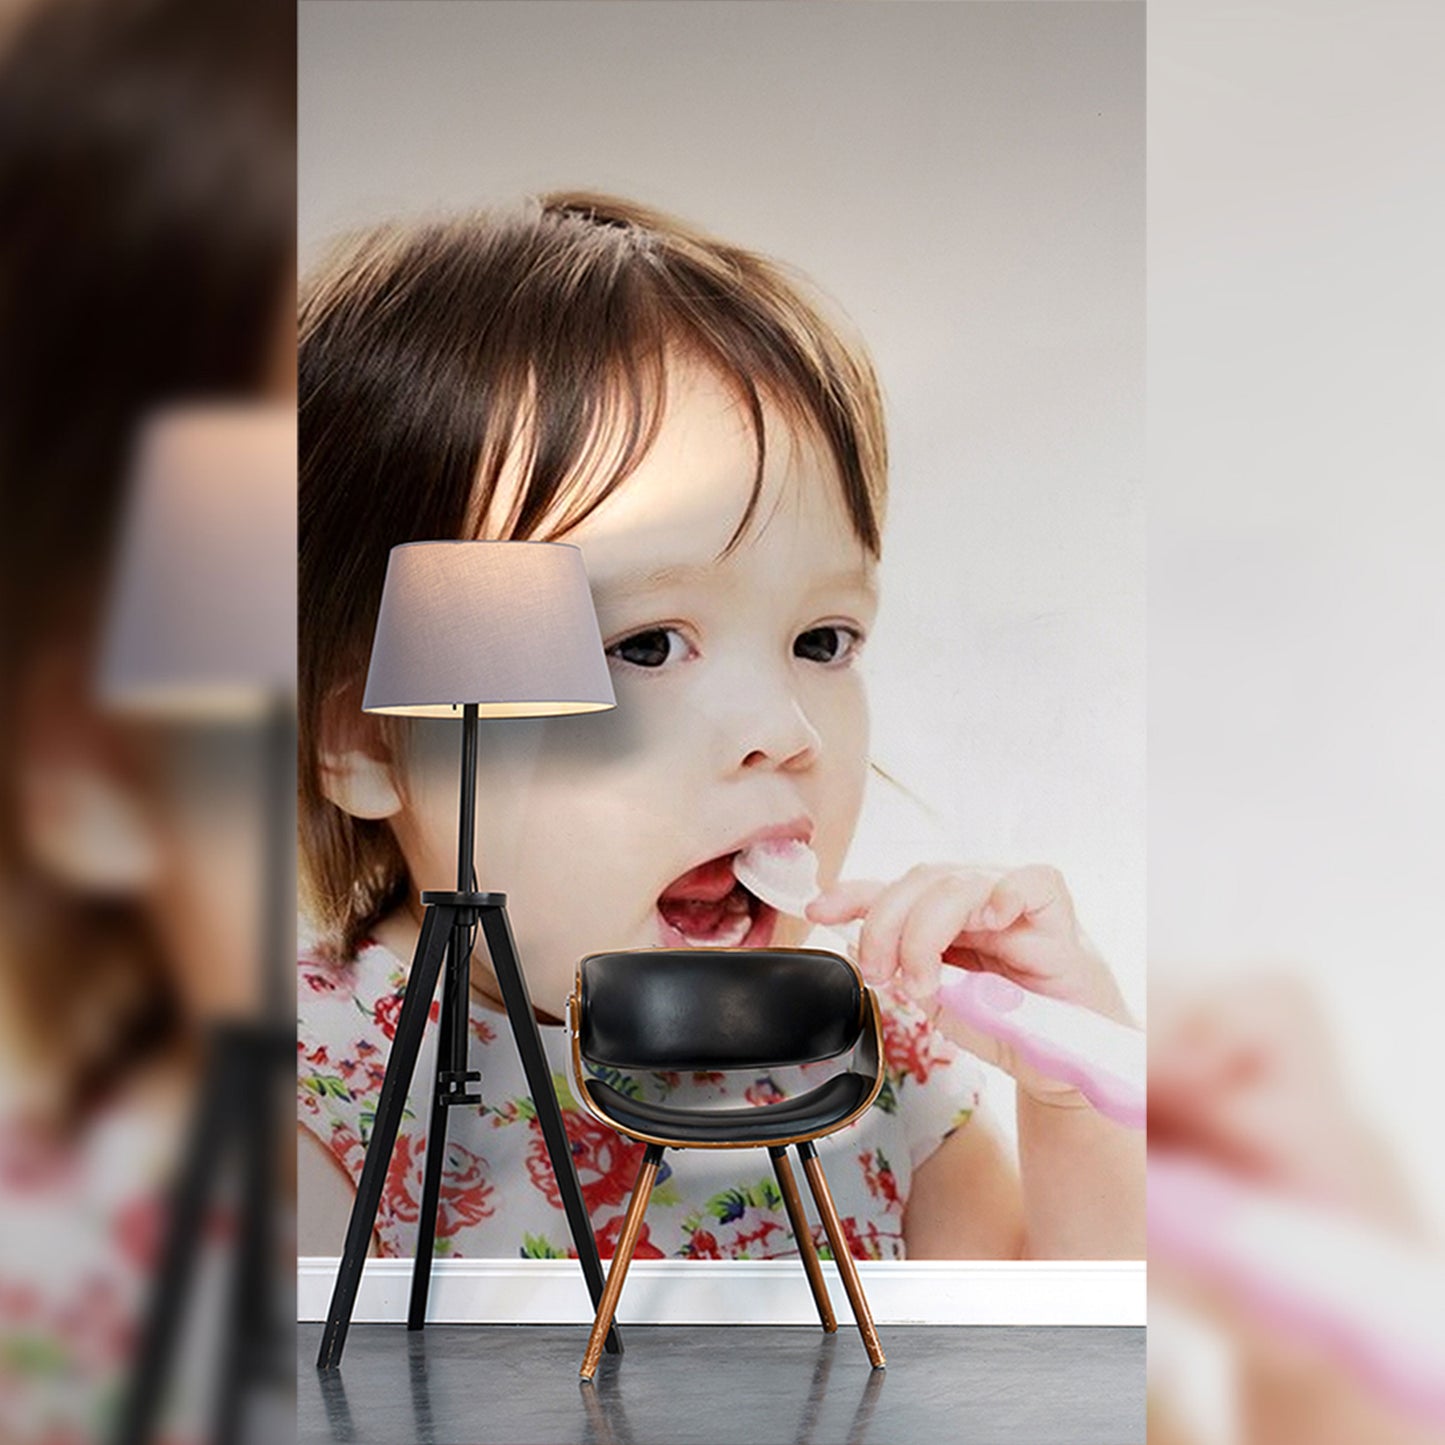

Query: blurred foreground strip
[1147,974,1445,1445]
[0,0,295,1440]
[1151,1153,1445,1430]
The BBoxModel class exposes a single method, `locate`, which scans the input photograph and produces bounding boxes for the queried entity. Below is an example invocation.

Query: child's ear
[317,685,404,821]
[21,758,161,894]
[14,646,162,894]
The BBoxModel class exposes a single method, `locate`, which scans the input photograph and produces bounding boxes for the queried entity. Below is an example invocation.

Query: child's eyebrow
[808,566,879,604]
[593,562,716,597]
[595,562,878,602]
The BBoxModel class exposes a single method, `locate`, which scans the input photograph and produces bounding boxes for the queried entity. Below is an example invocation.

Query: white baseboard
[297,1257,1145,1326]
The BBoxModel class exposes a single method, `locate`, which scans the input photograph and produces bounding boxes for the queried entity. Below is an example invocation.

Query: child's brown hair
[300,191,889,958]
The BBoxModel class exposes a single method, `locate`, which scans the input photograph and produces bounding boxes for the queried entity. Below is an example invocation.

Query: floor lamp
[315,540,623,1370]
[97,403,298,1445]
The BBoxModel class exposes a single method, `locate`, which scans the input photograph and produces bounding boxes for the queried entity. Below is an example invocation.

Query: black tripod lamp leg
[478,905,622,1355]
[317,904,452,1370]
[407,920,468,1330]
[213,1040,269,1445]
[112,1034,235,1445]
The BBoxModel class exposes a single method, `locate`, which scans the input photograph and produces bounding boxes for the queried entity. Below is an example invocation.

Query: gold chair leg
[769,1145,836,1333]
[798,1142,885,1369]
[580,1144,664,1382]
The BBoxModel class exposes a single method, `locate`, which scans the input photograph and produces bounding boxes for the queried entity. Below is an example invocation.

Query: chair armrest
[853,987,884,1085]
[566,989,607,1126]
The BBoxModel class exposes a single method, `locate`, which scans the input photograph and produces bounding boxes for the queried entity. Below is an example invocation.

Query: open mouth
[655,853,777,949]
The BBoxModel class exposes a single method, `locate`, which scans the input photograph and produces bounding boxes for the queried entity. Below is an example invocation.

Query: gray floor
[299,1322,1145,1445]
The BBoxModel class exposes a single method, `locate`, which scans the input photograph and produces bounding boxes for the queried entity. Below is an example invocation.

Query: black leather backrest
[578,949,863,1070]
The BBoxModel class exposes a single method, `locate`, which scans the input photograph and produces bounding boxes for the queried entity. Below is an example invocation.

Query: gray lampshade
[362,541,615,718]
[99,404,297,717]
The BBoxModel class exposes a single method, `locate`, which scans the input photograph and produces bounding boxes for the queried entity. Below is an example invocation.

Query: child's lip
[729,817,815,856]
[656,816,815,901]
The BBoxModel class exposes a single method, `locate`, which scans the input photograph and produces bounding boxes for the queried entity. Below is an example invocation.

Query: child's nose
[731,686,822,774]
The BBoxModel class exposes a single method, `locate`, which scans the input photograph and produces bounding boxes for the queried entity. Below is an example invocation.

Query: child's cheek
[808,671,870,885]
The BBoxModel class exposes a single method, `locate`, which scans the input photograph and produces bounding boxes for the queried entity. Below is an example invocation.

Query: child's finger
[849,867,946,985]
[897,873,999,1002]
[983,865,1074,932]
[806,878,884,925]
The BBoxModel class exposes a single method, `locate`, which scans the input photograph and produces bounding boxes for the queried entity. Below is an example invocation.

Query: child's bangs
[468,336,671,545]
[473,342,855,562]
[473,346,884,569]
[461,193,886,558]
[675,338,883,562]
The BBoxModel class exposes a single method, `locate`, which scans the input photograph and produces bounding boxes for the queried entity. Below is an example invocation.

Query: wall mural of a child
[296,195,1144,1264]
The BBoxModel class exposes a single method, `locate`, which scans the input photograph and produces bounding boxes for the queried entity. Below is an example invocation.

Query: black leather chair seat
[585,1071,873,1146]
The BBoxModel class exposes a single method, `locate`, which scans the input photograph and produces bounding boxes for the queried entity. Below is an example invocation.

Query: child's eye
[606,627,694,670]
[793,625,864,666]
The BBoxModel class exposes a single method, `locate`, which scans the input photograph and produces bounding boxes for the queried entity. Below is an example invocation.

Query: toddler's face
[391,362,877,1016]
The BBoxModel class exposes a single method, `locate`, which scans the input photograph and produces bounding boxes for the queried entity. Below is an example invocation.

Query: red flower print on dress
[685,1228,722,1259]
[338,1038,386,1096]
[595,1213,664,1260]
[731,1217,785,1255]
[437,1142,497,1236]
[525,1109,649,1214]
[815,1214,887,1261]
[0,1279,41,1323]
[328,1121,368,1182]
[0,1118,77,1192]
[299,952,357,1000]
[879,990,955,1085]
[373,992,405,1041]
[56,1272,138,1372]
[112,1193,164,1269]
[745,1077,785,1107]
[371,1130,497,1246]
[380,1132,425,1229]
[859,1149,901,1210]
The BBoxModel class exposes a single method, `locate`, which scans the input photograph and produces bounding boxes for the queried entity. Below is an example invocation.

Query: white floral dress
[0,1089,207,1445]
[297,938,983,1261]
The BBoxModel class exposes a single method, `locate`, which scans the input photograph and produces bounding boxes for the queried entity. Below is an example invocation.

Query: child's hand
[1149,975,1419,1231]
[1149,976,1431,1444]
[808,863,1131,1102]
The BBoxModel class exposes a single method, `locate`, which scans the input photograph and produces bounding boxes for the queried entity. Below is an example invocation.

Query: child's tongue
[657,855,751,944]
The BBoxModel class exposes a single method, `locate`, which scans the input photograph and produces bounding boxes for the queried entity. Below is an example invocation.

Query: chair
[567,947,887,1380]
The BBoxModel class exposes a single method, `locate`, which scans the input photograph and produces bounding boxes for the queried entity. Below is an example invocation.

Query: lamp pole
[406,706,483,1321]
